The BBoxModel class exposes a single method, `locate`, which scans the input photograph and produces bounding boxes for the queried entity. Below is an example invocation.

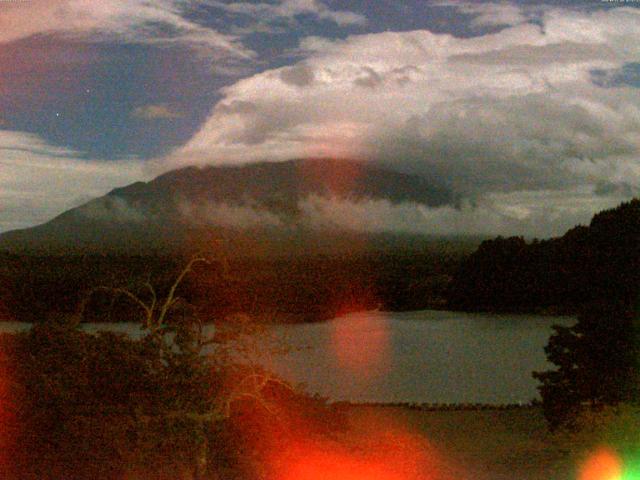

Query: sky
[0,0,639,236]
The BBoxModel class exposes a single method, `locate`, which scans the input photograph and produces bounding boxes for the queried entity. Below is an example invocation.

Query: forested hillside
[447,199,640,314]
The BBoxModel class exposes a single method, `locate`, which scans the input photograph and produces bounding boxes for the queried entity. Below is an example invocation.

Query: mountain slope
[0,158,455,253]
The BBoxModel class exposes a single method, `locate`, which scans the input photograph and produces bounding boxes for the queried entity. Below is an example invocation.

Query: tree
[1,254,307,480]
[531,199,640,430]
[533,300,639,429]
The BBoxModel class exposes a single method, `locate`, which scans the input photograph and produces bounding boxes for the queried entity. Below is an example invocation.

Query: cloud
[78,196,148,223]
[131,104,184,120]
[0,131,149,232]
[167,189,627,238]
[354,66,383,89]
[169,5,640,236]
[178,200,284,228]
[0,0,253,60]
[442,1,534,28]
[209,0,367,27]
[280,64,316,87]
[300,189,626,238]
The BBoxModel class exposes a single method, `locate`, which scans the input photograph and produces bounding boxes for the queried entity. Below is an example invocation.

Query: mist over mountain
[0,158,457,253]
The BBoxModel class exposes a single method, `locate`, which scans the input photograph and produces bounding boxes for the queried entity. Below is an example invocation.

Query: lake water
[0,310,574,405]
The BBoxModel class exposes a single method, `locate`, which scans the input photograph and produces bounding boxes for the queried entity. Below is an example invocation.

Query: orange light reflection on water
[330,311,391,380]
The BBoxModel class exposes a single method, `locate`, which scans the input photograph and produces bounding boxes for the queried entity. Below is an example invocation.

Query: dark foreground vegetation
[0,322,347,480]
[0,259,346,479]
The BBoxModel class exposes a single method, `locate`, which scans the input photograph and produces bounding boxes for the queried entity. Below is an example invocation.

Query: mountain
[0,158,455,254]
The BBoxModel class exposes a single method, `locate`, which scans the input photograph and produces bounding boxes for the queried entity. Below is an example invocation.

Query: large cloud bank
[174,6,640,236]
[3,3,640,238]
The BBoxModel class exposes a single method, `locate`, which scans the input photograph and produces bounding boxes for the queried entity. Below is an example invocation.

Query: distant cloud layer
[139,191,622,238]
[0,131,148,232]
[173,6,640,236]
[208,0,367,28]
[440,1,533,28]
[131,104,184,120]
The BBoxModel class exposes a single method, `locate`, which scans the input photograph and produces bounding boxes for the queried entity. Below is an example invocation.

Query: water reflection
[0,310,574,404]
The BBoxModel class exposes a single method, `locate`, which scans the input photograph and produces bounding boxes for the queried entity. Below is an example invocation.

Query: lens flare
[224,373,462,480]
[297,157,363,198]
[278,446,406,480]
[298,124,367,169]
[622,458,640,480]
[0,341,15,476]
[269,410,450,480]
[579,448,623,480]
[330,311,391,379]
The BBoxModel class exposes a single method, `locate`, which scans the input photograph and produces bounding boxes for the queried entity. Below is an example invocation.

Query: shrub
[533,300,638,430]
[0,255,343,479]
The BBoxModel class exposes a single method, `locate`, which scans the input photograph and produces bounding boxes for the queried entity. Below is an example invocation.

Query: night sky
[1,0,639,236]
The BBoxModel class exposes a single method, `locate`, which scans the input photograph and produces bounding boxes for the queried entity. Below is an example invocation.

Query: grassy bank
[339,405,576,480]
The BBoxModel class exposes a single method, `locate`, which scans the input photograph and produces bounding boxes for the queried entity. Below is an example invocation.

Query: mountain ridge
[0,158,456,254]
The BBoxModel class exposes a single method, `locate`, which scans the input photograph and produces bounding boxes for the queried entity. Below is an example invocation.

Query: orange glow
[223,367,464,480]
[297,157,363,198]
[579,448,623,480]
[298,121,367,168]
[331,312,391,379]
[278,444,406,480]
[0,345,14,476]
[270,412,449,480]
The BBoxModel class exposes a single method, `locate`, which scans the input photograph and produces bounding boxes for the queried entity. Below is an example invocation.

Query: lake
[0,310,575,405]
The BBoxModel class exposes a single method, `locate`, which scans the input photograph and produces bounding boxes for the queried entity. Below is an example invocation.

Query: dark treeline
[0,249,464,324]
[447,198,640,314]
[447,198,640,428]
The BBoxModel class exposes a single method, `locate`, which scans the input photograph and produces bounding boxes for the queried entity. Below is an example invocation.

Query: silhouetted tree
[531,200,640,429]
[533,300,639,429]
